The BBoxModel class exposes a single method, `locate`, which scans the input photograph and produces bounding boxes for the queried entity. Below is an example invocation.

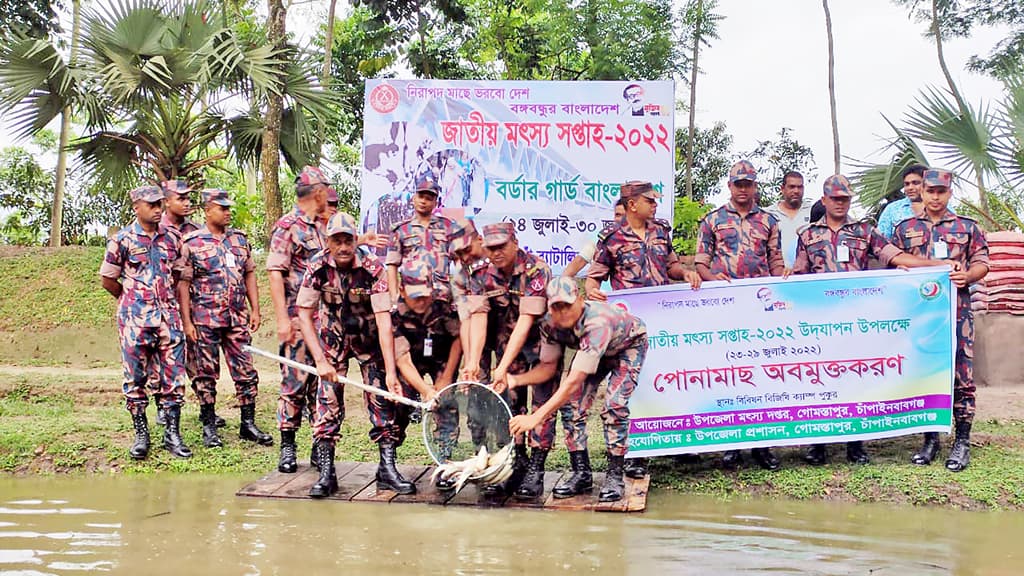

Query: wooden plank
[275,465,321,499]
[592,474,649,513]
[236,469,299,497]
[328,462,378,501]
[541,473,601,511]
[503,471,563,509]
[444,478,511,508]
[391,467,455,506]
[352,465,429,503]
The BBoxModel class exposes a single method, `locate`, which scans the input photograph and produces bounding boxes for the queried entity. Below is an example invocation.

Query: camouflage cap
[326,211,358,237]
[160,179,192,197]
[482,222,516,248]
[449,218,478,254]
[620,180,661,200]
[200,188,234,207]
[728,160,757,183]
[822,174,852,198]
[414,176,441,196]
[546,276,580,305]
[130,185,164,203]
[400,260,434,299]
[326,186,339,204]
[924,169,953,189]
[295,166,330,187]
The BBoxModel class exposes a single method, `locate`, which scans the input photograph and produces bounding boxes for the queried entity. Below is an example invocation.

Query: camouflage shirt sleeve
[178,240,195,282]
[967,222,990,270]
[792,232,810,275]
[99,236,124,279]
[538,321,564,364]
[694,216,715,268]
[767,221,785,275]
[266,224,293,271]
[520,261,551,317]
[571,314,612,375]
[295,259,323,309]
[867,226,901,268]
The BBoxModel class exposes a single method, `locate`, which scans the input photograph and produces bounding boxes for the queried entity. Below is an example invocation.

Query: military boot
[308,441,338,498]
[376,440,416,494]
[310,440,321,471]
[599,453,626,502]
[804,444,828,466]
[514,449,549,500]
[239,404,273,446]
[846,441,870,464]
[910,432,940,465]
[129,411,150,460]
[278,430,298,473]
[552,450,593,499]
[155,406,167,427]
[199,404,223,448]
[946,422,971,472]
[752,447,781,471]
[162,405,193,458]
[721,450,743,469]
[624,457,648,479]
[484,443,528,496]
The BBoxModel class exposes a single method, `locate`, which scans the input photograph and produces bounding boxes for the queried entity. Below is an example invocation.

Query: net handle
[244,345,430,410]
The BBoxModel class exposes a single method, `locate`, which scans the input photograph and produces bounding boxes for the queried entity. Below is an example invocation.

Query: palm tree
[0,0,337,219]
[50,0,81,247]
[680,0,722,201]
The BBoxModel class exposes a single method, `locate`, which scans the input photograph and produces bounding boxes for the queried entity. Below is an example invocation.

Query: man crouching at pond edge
[508,277,648,502]
[100,185,193,460]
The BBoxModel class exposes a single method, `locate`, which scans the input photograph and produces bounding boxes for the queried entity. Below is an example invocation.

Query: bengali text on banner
[612,267,956,457]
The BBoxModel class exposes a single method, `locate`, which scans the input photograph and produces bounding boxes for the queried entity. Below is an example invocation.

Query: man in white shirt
[765,171,814,268]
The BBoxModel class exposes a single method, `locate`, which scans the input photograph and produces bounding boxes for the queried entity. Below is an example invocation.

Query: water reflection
[0,476,1022,574]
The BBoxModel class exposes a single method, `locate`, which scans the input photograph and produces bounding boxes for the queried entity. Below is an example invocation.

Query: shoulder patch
[597,222,619,242]
[182,229,203,243]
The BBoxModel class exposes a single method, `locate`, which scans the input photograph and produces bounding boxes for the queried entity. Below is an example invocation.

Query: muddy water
[0,476,1022,575]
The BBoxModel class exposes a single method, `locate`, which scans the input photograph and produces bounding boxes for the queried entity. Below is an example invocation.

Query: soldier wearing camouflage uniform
[586,180,700,478]
[266,166,328,473]
[386,176,455,305]
[100,185,192,460]
[177,188,273,449]
[298,212,412,499]
[391,260,463,489]
[464,222,556,500]
[696,160,785,471]
[509,277,648,502]
[891,168,989,472]
[792,174,938,466]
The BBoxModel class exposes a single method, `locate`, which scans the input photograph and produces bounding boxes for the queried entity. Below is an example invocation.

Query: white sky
[1,0,1009,202]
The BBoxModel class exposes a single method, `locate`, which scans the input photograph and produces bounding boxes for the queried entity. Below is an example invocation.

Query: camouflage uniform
[386,215,455,299]
[588,218,679,290]
[539,289,648,457]
[179,223,259,407]
[466,226,557,451]
[153,186,198,395]
[99,192,186,414]
[298,242,404,445]
[695,205,785,278]
[266,206,325,431]
[793,218,901,273]
[892,209,989,425]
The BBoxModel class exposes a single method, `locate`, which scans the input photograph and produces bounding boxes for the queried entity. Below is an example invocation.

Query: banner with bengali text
[611,267,956,457]
[360,79,675,273]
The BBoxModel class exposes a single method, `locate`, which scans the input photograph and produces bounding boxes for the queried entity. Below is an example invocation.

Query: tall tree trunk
[318,0,338,157]
[685,0,702,201]
[929,0,988,214]
[417,0,431,78]
[260,0,286,242]
[823,0,840,174]
[50,0,82,247]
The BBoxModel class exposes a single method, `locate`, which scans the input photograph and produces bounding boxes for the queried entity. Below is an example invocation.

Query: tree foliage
[0,0,62,41]
[744,128,818,207]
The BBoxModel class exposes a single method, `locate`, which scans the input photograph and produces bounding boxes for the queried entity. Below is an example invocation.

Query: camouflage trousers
[119,321,187,414]
[187,325,259,407]
[503,349,558,451]
[313,360,415,446]
[431,354,492,458]
[276,337,318,431]
[954,301,975,426]
[563,338,647,457]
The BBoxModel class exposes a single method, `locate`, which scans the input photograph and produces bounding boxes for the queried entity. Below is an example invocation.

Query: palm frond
[850,115,929,211]
[903,86,1001,183]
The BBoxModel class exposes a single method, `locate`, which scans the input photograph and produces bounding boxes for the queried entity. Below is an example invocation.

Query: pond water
[0,475,1021,575]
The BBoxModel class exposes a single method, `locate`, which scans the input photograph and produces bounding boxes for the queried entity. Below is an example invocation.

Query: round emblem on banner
[919,280,942,300]
[611,300,629,313]
[369,84,399,114]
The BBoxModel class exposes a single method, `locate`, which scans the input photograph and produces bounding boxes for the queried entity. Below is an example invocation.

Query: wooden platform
[237,462,649,512]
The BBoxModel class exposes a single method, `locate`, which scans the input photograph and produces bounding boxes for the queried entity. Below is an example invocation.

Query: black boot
[308,440,338,498]
[945,423,971,472]
[804,444,828,466]
[846,441,870,464]
[911,432,940,465]
[162,405,193,458]
[239,405,273,446]
[199,404,223,448]
[129,411,150,460]
[752,447,781,471]
[552,450,593,499]
[484,443,527,496]
[624,457,647,479]
[310,440,321,470]
[377,441,416,495]
[514,449,549,500]
[214,413,226,428]
[722,450,743,469]
[278,430,298,473]
[599,453,626,502]
[155,407,167,427]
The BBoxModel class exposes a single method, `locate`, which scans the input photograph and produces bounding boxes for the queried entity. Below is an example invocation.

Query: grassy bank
[3,246,1024,511]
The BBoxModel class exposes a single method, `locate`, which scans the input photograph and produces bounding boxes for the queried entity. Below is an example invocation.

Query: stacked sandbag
[972,231,1024,314]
